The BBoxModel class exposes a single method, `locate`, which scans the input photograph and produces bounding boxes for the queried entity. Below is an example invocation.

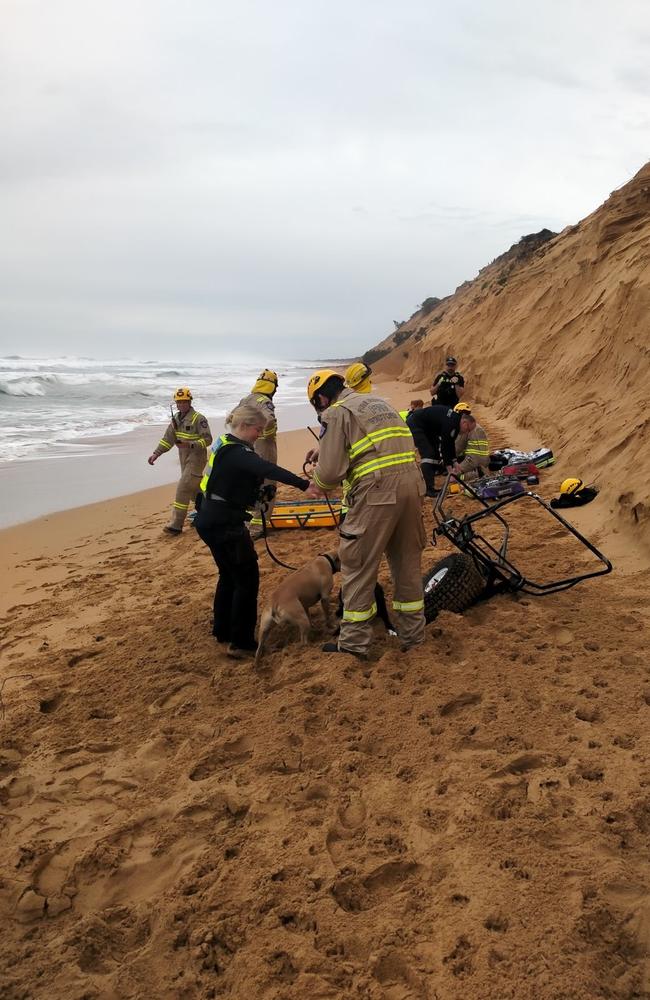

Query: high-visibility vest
[200,434,237,493]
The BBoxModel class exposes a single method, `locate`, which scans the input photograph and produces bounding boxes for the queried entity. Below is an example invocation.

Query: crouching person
[195,403,309,660]
[454,403,489,480]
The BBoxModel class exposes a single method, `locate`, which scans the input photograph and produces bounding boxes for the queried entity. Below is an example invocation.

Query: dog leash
[259,503,299,571]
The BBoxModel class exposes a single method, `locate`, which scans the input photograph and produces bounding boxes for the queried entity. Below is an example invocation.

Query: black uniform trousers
[196,518,259,650]
[409,426,444,491]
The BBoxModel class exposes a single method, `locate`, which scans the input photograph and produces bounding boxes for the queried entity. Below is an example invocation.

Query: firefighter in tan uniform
[238,369,279,539]
[148,387,212,534]
[453,403,489,479]
[305,369,426,658]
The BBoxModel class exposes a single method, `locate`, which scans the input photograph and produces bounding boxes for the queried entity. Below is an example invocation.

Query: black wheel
[423,553,486,623]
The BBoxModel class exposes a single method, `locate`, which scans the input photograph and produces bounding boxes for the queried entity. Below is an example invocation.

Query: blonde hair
[226,402,266,431]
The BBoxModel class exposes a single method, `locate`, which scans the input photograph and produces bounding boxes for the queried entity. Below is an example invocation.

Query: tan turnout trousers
[152,408,212,530]
[339,473,426,654]
[313,388,427,656]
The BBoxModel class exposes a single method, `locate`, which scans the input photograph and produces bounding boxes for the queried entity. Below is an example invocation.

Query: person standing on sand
[237,369,279,539]
[148,387,212,535]
[195,402,309,660]
[305,369,426,659]
[432,356,465,407]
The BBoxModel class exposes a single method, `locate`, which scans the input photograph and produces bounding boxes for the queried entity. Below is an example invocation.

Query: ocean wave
[0,375,58,396]
[155,370,182,377]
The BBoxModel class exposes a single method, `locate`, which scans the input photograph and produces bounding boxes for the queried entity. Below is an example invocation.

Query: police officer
[453,403,490,479]
[406,404,474,496]
[195,402,309,659]
[238,369,279,537]
[305,369,426,658]
[148,387,212,534]
[432,356,465,407]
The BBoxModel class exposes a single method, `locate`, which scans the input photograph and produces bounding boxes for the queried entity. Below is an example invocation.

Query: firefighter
[195,402,309,659]
[304,369,426,658]
[239,369,279,538]
[148,387,212,534]
[453,403,490,479]
[344,361,373,393]
[406,403,473,496]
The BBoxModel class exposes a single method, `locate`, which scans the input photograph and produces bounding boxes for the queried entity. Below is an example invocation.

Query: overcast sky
[1,0,648,360]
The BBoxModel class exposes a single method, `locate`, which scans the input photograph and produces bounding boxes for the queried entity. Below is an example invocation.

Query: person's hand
[147,454,158,465]
[305,482,325,499]
[305,447,319,463]
[448,462,461,475]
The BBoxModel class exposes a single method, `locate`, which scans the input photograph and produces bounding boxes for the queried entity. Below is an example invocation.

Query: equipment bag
[470,475,526,501]
[489,447,554,471]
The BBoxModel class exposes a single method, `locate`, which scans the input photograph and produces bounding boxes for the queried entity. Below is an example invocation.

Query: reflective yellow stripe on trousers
[392,598,424,612]
[342,602,377,623]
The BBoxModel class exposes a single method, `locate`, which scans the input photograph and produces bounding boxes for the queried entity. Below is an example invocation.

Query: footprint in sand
[149,682,198,714]
[550,624,574,647]
[439,692,482,717]
[331,861,423,913]
[189,735,253,781]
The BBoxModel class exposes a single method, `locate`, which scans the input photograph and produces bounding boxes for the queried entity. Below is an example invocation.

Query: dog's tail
[255,606,275,664]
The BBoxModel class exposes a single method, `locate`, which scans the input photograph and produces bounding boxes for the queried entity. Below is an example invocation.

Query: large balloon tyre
[423,553,486,623]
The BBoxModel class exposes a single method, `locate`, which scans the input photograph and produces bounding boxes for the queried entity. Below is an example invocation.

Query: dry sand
[1,381,650,999]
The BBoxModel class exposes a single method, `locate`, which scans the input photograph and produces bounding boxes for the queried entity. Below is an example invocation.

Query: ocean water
[0,356,318,463]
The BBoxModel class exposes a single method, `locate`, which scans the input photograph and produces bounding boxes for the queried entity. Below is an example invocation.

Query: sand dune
[368,162,650,551]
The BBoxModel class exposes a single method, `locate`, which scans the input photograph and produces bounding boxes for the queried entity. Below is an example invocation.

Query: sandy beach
[2,374,650,999]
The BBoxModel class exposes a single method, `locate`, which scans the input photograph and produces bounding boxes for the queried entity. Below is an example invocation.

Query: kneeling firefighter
[305,369,426,658]
[195,402,309,659]
[453,403,490,479]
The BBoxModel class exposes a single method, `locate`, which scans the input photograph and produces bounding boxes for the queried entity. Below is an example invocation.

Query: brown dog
[255,552,340,663]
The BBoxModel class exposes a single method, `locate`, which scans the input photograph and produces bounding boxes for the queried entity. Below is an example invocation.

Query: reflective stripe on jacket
[313,389,418,493]
[200,434,236,493]
[154,407,212,457]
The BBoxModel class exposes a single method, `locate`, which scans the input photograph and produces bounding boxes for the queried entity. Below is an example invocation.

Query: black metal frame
[431,474,612,596]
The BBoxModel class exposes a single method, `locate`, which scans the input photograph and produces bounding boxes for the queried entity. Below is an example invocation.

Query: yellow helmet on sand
[454,402,472,413]
[307,369,342,403]
[345,361,372,393]
[173,387,193,402]
[560,477,583,495]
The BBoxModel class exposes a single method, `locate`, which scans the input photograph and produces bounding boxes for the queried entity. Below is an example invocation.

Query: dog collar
[320,553,338,574]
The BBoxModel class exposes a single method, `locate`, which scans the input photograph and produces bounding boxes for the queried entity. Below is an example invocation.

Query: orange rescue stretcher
[249,499,342,530]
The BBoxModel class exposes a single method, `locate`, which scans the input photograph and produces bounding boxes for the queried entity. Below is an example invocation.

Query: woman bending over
[195,402,309,659]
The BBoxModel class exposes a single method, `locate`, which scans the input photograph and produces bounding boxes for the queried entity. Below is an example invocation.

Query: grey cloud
[0,0,648,358]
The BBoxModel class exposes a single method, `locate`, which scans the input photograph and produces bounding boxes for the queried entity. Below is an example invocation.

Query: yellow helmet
[252,369,278,395]
[345,361,372,392]
[454,402,472,413]
[560,477,583,495]
[307,369,341,402]
[258,368,278,386]
[173,387,193,402]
